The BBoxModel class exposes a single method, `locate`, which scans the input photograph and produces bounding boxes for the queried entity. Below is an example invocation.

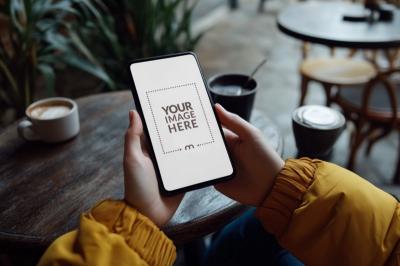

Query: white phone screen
[130,53,233,192]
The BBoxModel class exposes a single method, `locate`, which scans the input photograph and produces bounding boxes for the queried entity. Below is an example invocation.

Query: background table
[277,1,400,49]
[0,91,282,251]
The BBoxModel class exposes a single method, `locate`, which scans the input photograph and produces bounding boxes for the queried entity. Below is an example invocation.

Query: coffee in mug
[208,74,257,121]
[30,104,72,120]
[18,97,80,143]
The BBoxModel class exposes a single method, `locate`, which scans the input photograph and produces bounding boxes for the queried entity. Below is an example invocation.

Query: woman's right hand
[214,104,285,207]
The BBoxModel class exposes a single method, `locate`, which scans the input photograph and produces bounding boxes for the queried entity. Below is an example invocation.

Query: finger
[222,127,238,148]
[125,110,144,157]
[128,109,134,127]
[223,127,237,140]
[129,110,143,135]
[215,104,254,139]
[127,110,149,156]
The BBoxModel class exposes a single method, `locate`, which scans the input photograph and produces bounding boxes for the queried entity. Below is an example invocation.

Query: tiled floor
[195,0,400,194]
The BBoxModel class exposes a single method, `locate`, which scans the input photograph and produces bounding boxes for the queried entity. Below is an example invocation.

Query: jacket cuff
[255,158,321,237]
[87,200,176,266]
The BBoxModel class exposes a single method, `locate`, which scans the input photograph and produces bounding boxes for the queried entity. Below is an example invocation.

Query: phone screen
[129,53,234,192]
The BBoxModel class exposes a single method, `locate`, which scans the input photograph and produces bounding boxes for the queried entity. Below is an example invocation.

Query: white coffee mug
[18,97,80,143]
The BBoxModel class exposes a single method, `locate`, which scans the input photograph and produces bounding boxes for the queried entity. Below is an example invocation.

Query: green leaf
[36,18,57,31]
[37,63,55,96]
[9,0,24,34]
[67,28,98,64]
[62,55,115,90]
[48,1,74,13]
[0,57,19,97]
[44,30,70,52]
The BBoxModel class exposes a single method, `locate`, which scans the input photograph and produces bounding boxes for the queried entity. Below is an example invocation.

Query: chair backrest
[360,68,400,126]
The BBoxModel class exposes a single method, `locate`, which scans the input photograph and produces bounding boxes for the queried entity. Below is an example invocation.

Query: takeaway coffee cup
[292,105,345,160]
[18,97,80,143]
[208,74,257,121]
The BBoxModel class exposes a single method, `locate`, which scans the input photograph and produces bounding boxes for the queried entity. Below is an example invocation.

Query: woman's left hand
[123,110,184,227]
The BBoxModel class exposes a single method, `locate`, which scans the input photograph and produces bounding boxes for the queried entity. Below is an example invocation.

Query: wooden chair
[299,57,377,106]
[334,68,400,183]
[348,48,400,71]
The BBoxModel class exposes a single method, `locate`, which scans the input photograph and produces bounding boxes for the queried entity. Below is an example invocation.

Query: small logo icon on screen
[184,144,195,150]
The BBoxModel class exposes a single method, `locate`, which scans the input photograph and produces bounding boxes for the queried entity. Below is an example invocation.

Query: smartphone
[129,52,234,194]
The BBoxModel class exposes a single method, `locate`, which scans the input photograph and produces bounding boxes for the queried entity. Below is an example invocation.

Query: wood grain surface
[0,91,282,250]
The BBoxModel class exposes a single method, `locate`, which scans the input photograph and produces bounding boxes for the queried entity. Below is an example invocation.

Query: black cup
[208,74,257,121]
[292,105,345,160]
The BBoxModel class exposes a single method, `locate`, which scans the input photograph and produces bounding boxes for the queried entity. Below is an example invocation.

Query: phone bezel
[128,52,235,195]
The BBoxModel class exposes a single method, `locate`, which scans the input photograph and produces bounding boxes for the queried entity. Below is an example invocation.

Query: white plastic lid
[303,106,337,126]
[293,105,345,129]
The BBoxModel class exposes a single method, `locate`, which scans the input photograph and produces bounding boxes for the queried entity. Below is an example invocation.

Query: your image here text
[162,102,199,134]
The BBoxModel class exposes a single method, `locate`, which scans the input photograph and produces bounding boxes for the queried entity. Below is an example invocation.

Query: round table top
[277,1,400,49]
[0,91,283,249]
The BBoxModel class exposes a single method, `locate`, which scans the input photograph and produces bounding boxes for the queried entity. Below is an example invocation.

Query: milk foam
[31,105,71,119]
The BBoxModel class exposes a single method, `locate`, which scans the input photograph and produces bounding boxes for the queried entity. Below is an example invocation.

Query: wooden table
[277,1,400,49]
[0,91,282,252]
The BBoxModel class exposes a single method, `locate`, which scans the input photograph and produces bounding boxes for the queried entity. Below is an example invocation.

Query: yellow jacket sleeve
[256,158,400,266]
[38,200,176,266]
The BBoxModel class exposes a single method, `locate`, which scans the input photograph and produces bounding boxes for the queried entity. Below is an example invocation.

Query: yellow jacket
[38,159,400,266]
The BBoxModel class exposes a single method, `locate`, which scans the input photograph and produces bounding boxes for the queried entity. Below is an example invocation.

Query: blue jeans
[204,209,304,266]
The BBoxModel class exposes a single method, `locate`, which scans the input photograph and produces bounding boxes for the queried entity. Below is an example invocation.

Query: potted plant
[0,0,113,124]
[83,0,203,90]
[0,0,203,125]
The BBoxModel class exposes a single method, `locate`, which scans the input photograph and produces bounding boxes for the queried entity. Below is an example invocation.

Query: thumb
[215,104,254,139]
[125,110,143,157]
[129,110,143,134]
